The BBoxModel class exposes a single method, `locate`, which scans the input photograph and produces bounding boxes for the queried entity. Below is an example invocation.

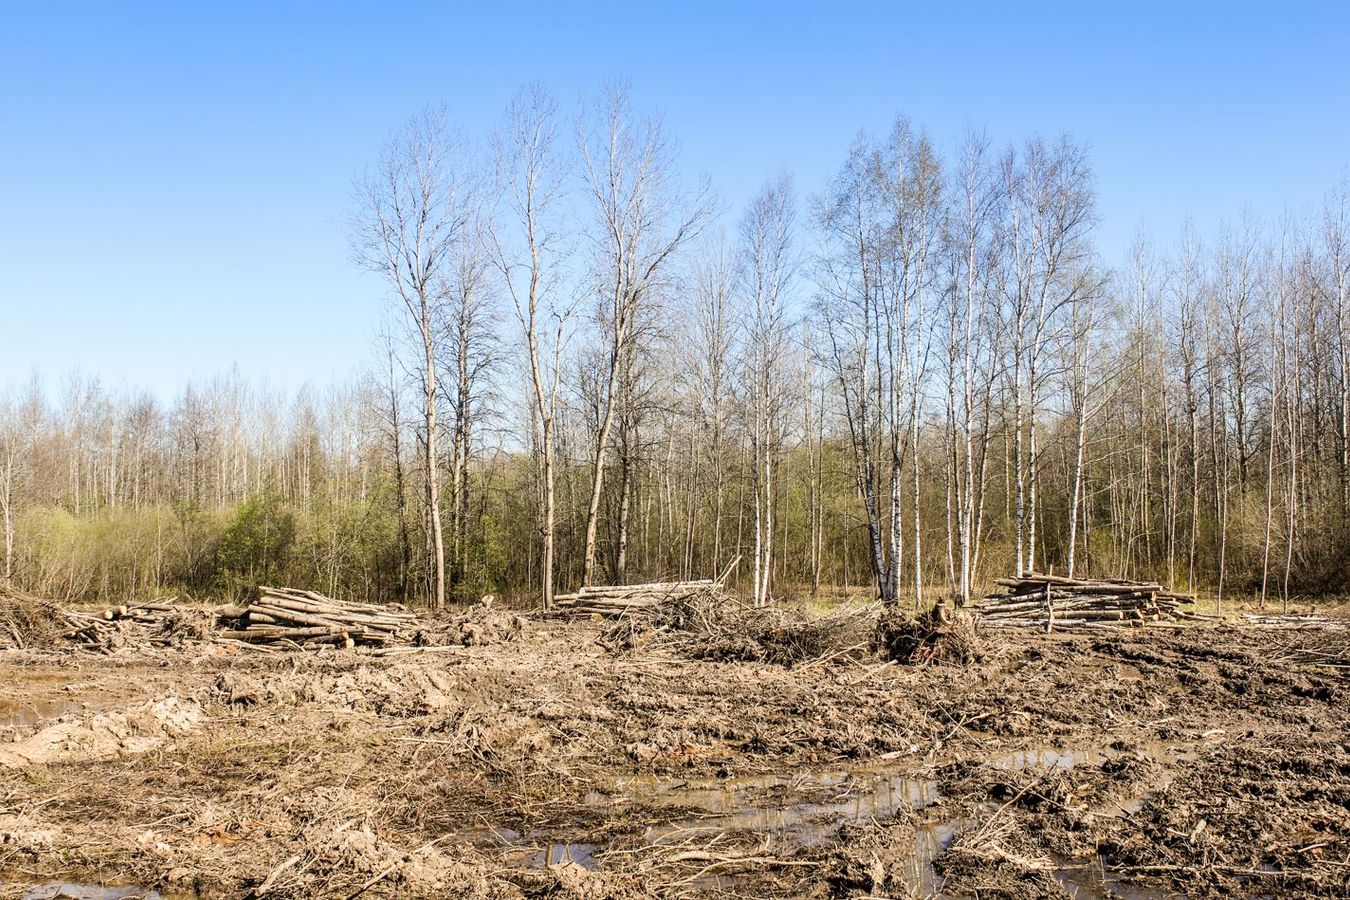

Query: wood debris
[973,571,1196,631]
[1239,613,1346,630]
[61,599,214,651]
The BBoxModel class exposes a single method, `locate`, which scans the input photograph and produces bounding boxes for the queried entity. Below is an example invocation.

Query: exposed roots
[872,602,982,666]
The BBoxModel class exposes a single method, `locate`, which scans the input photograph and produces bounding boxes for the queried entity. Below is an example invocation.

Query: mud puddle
[0,698,89,732]
[464,826,601,871]
[900,816,978,897]
[480,738,1207,890]
[19,882,187,900]
[524,842,601,868]
[596,766,939,847]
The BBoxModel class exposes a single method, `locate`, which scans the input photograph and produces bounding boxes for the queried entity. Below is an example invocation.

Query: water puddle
[991,746,1105,770]
[21,883,177,900]
[466,827,602,871]
[1055,859,1175,899]
[478,737,1212,895]
[898,815,978,897]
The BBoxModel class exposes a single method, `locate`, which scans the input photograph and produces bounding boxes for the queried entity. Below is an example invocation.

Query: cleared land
[0,598,1346,899]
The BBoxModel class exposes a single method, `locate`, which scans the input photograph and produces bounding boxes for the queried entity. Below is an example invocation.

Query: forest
[2,82,1348,611]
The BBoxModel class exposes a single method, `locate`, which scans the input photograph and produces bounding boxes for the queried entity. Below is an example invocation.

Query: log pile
[974,572,1196,631]
[219,587,417,649]
[553,580,719,618]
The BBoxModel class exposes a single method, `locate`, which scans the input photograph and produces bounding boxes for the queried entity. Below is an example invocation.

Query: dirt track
[0,611,1346,898]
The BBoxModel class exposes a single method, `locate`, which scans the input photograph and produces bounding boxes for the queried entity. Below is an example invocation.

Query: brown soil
[0,610,1346,898]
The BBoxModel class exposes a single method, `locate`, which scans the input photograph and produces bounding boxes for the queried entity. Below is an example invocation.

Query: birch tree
[492,83,571,609]
[739,175,798,607]
[999,136,1096,575]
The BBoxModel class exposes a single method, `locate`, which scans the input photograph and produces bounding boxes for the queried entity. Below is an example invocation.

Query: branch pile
[0,586,69,649]
[974,572,1196,630]
[1271,627,1350,670]
[553,579,719,617]
[1,588,209,652]
[62,600,214,651]
[218,587,418,649]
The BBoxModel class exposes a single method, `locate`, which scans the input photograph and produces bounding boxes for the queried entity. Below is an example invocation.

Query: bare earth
[0,611,1346,899]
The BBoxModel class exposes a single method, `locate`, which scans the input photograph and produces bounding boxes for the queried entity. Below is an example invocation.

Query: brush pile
[553,579,720,618]
[219,587,418,649]
[2,588,210,652]
[974,572,1196,630]
[596,588,877,666]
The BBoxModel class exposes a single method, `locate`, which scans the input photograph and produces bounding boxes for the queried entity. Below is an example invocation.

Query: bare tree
[374,324,413,600]
[690,236,737,570]
[1172,223,1205,590]
[0,388,30,586]
[816,135,892,600]
[1322,182,1350,520]
[1064,268,1110,577]
[944,128,998,604]
[576,82,714,587]
[352,109,471,609]
[441,208,497,591]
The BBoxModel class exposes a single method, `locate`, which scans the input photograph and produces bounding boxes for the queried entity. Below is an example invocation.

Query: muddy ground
[0,608,1346,899]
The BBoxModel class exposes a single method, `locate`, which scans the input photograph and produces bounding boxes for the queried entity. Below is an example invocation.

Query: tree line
[3,82,1348,609]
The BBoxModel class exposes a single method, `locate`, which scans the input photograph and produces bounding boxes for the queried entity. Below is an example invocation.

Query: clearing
[0,596,1346,898]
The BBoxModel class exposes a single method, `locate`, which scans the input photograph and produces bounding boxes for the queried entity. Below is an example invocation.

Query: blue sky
[2,1,1348,399]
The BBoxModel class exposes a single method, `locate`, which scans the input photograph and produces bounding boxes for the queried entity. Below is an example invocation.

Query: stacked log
[974,572,1196,631]
[553,580,718,617]
[219,587,417,648]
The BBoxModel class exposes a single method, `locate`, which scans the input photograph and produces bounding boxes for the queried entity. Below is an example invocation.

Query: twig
[254,853,301,896]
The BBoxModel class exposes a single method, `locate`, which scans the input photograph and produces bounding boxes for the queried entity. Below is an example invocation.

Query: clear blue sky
[3,1,1348,399]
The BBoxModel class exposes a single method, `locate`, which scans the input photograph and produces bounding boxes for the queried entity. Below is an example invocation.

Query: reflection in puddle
[593,768,938,847]
[524,842,600,869]
[901,816,978,898]
[477,829,600,871]
[1055,859,1173,900]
